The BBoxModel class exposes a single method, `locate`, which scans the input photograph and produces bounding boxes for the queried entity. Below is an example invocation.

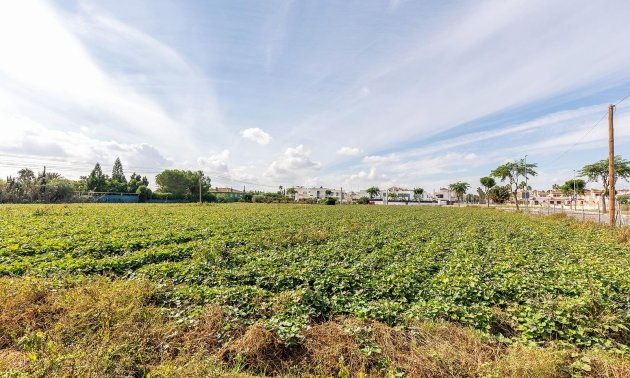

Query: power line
[544,92,630,166]
[615,92,630,106]
[544,111,608,166]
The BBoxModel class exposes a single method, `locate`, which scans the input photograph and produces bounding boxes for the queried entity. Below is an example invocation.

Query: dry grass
[615,226,630,244]
[585,350,630,378]
[0,277,627,377]
[300,319,367,375]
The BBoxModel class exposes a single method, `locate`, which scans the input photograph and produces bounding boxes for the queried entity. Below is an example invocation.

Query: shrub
[320,197,337,205]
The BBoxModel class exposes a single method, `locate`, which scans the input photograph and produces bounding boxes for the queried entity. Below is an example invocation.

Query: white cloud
[349,167,386,181]
[362,154,400,164]
[265,144,321,178]
[197,150,230,173]
[359,87,370,97]
[0,113,170,178]
[240,128,272,145]
[337,146,362,156]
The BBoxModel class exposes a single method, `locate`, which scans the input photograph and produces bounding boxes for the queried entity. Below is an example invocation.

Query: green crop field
[0,204,628,377]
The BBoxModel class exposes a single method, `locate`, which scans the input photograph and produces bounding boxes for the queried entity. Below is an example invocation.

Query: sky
[1,0,630,192]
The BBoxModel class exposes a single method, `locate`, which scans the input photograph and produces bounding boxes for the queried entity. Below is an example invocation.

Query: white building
[293,186,344,201]
[430,188,457,203]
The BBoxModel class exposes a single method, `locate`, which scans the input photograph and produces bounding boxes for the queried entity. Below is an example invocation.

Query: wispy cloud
[362,154,400,164]
[337,146,362,156]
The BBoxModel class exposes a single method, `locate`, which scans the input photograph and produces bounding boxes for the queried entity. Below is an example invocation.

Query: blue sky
[1,0,630,192]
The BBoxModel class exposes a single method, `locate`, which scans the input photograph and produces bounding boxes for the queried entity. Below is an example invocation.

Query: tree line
[0,158,153,203]
[449,155,630,209]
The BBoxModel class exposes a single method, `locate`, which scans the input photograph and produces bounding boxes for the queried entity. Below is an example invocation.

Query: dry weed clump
[615,226,630,244]
[481,344,568,378]
[401,321,501,377]
[218,323,291,374]
[584,350,630,378]
[300,319,367,375]
[181,305,229,352]
[0,277,57,347]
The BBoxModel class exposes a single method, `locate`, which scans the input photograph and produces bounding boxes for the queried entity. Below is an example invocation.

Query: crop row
[0,204,628,351]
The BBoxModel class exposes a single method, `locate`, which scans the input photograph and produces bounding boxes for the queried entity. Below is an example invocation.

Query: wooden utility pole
[608,104,615,226]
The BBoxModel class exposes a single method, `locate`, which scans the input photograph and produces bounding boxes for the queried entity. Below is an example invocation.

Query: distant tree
[558,179,586,196]
[321,196,337,205]
[286,187,297,199]
[127,172,145,193]
[111,157,127,183]
[136,185,152,202]
[42,178,75,203]
[16,168,36,201]
[87,163,108,192]
[448,181,470,203]
[488,185,511,204]
[325,189,333,196]
[580,155,630,210]
[479,176,496,207]
[413,187,424,201]
[366,186,380,199]
[556,179,586,210]
[0,178,8,203]
[388,191,399,200]
[155,169,210,199]
[357,196,370,204]
[465,193,479,203]
[491,159,537,211]
[476,187,486,203]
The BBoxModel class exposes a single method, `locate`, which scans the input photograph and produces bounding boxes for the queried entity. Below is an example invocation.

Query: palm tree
[448,182,470,203]
[413,187,424,202]
[479,176,496,207]
[366,186,380,199]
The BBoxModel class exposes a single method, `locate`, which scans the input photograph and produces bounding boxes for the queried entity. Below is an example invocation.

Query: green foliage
[0,204,628,355]
[580,156,630,209]
[155,169,211,198]
[413,187,424,201]
[480,176,496,190]
[0,168,78,203]
[366,186,380,199]
[86,163,108,192]
[491,159,537,210]
[487,185,511,203]
[136,185,152,202]
[618,194,630,205]
[320,196,337,205]
[357,196,370,204]
[556,179,586,196]
[111,157,127,183]
[448,181,470,202]
[250,192,293,203]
